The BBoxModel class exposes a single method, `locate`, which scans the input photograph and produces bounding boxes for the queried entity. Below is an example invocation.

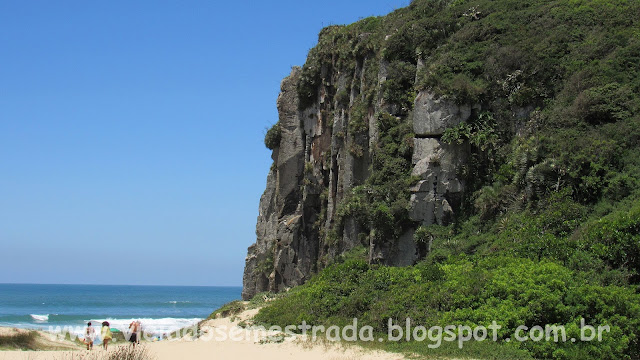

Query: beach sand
[0,308,405,360]
[148,307,405,360]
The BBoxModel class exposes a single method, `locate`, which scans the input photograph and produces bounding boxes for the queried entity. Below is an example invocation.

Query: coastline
[0,283,239,341]
[0,306,405,360]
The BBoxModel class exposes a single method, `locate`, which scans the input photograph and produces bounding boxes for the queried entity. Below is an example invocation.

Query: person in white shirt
[85,322,96,350]
[129,320,142,345]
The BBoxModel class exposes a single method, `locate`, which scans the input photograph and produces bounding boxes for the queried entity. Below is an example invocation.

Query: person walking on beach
[85,322,95,350]
[101,321,112,350]
[128,320,141,346]
[135,320,142,344]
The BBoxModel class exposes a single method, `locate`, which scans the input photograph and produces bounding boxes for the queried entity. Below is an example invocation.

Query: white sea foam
[167,300,191,304]
[86,317,202,337]
[30,314,49,322]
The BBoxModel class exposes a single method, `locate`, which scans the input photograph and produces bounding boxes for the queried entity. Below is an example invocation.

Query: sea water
[0,283,241,337]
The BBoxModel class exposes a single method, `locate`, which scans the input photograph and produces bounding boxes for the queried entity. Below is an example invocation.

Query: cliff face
[242,0,562,299]
[242,0,640,299]
[240,1,640,357]
[242,51,469,300]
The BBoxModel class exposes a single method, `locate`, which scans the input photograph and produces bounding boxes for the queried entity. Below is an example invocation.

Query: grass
[208,300,247,319]
[0,329,85,351]
[52,345,155,360]
[339,337,534,360]
[98,345,155,360]
[247,292,285,309]
[291,330,533,360]
[0,331,38,350]
[368,339,534,360]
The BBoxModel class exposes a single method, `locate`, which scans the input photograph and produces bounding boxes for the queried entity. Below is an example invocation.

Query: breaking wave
[30,314,49,322]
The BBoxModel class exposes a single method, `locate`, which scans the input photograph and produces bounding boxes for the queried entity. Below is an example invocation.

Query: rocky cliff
[240,1,640,358]
[242,41,473,301]
[242,2,536,300]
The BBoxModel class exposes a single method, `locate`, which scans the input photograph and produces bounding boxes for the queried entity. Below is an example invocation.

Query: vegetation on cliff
[332,112,416,251]
[254,0,640,358]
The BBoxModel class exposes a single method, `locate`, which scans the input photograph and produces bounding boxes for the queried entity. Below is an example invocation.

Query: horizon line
[0,282,242,288]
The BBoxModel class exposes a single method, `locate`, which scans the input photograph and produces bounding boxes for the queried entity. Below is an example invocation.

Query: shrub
[103,346,155,360]
[576,201,640,282]
[209,300,246,319]
[0,331,38,350]
[381,61,416,113]
[335,88,350,107]
[573,83,636,125]
[264,122,281,150]
[57,345,155,360]
[255,255,640,359]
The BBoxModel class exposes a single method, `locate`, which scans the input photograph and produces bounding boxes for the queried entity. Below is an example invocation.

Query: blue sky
[0,0,409,286]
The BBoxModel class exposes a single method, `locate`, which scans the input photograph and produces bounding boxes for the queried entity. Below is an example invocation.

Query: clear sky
[0,0,409,286]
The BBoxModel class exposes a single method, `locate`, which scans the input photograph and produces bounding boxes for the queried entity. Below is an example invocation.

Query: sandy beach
[0,308,405,360]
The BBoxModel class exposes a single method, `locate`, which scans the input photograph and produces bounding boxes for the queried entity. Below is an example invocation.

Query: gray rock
[242,68,311,300]
[412,138,465,177]
[243,51,472,300]
[391,230,419,266]
[409,138,466,226]
[413,92,471,136]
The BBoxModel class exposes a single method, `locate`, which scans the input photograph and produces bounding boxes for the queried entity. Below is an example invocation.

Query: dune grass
[0,331,39,350]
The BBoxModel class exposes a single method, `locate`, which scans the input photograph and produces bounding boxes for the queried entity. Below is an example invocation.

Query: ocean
[0,283,241,337]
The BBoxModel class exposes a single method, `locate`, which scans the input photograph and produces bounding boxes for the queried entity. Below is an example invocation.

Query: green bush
[576,202,640,281]
[255,255,640,359]
[209,300,246,319]
[264,122,281,150]
[573,83,637,125]
[381,61,417,113]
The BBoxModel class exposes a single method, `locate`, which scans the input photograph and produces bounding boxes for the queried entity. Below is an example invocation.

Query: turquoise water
[0,284,241,336]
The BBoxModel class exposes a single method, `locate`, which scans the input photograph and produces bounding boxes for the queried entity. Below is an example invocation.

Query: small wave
[30,314,49,322]
[167,301,191,304]
[86,317,202,336]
